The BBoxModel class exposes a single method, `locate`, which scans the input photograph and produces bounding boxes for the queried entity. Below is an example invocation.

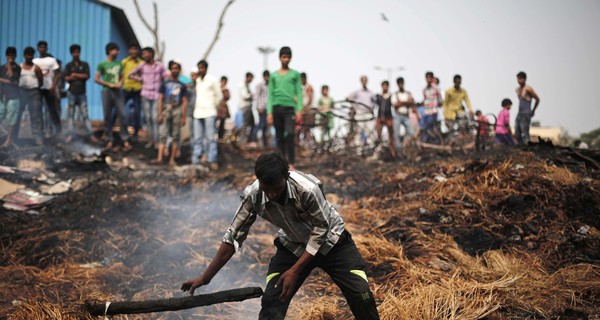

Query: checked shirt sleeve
[222,194,257,252]
[302,185,333,256]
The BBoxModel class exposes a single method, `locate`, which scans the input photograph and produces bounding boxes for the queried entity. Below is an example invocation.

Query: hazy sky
[104,0,600,135]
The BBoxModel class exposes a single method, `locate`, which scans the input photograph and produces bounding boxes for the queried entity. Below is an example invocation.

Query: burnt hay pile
[1,144,599,319]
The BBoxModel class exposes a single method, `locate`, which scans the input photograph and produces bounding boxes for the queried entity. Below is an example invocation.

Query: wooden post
[86,287,263,316]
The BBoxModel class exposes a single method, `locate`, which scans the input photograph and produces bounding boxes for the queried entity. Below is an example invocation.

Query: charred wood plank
[86,287,263,316]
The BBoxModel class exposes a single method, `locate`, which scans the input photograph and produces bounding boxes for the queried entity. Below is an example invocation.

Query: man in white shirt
[238,72,256,145]
[347,75,376,145]
[33,40,62,136]
[391,77,417,153]
[191,60,222,169]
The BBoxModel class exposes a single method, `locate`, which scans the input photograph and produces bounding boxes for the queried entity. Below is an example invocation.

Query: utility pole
[374,66,405,83]
[257,46,275,71]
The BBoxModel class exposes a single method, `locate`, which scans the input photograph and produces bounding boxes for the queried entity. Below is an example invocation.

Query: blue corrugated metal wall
[0,0,134,121]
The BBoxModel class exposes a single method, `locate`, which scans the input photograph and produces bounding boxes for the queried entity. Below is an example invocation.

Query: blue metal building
[0,0,139,120]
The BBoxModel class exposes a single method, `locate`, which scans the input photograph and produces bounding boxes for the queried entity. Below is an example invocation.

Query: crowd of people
[0,42,541,167]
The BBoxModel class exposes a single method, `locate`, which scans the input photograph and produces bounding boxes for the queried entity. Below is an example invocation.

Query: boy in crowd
[254,70,270,148]
[443,74,473,125]
[374,80,396,158]
[267,46,303,170]
[495,99,515,146]
[156,60,187,166]
[63,44,94,142]
[515,71,540,145]
[317,85,334,143]
[121,43,143,141]
[216,75,230,141]
[15,47,43,144]
[95,42,131,151]
[391,77,416,152]
[421,71,443,143]
[191,60,222,169]
[129,47,167,149]
[34,40,62,136]
[181,153,380,320]
[239,72,256,146]
[475,110,489,151]
[0,47,21,147]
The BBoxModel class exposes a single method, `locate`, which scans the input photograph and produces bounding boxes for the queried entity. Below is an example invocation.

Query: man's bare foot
[123,141,133,151]
[104,141,114,150]
[168,160,177,167]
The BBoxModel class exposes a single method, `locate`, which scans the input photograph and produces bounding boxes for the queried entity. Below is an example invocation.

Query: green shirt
[97,60,122,91]
[267,69,303,114]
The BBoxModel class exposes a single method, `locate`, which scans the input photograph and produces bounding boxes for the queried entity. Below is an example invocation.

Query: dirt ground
[0,137,599,319]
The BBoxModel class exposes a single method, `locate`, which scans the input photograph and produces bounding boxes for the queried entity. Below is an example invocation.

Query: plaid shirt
[128,61,167,100]
[423,84,443,115]
[223,171,345,257]
[255,81,268,112]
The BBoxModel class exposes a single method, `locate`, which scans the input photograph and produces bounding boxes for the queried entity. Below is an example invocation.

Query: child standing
[157,61,188,166]
[267,46,303,170]
[494,99,515,146]
[0,47,21,148]
[317,85,334,143]
[475,110,489,151]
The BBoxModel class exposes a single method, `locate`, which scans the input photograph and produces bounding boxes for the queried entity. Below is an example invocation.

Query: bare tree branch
[203,0,235,60]
[132,0,164,60]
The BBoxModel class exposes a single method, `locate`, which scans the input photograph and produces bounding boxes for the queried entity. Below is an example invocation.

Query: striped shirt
[128,61,167,100]
[422,84,443,115]
[223,171,345,257]
[255,81,268,112]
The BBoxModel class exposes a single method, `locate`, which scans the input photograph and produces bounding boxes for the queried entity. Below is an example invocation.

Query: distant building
[0,0,139,121]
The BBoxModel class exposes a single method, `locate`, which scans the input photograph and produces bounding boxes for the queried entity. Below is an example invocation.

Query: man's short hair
[517,71,527,79]
[475,110,482,116]
[197,60,208,68]
[37,40,48,47]
[142,47,154,56]
[69,44,81,53]
[255,153,289,185]
[396,77,404,84]
[23,47,35,56]
[382,80,389,86]
[425,71,434,78]
[300,72,307,79]
[501,98,512,107]
[246,72,254,78]
[128,42,139,49]
[105,42,119,55]
[279,46,292,57]
[221,75,228,82]
[168,60,181,70]
[5,47,17,56]
[454,74,462,81]
[263,70,270,77]
[322,85,329,90]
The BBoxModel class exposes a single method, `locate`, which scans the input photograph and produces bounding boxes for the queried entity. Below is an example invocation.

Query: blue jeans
[192,116,217,164]
[495,133,515,145]
[102,89,128,142]
[514,113,531,145]
[143,97,159,143]
[421,114,437,142]
[255,111,268,146]
[67,93,92,134]
[123,90,141,135]
[393,113,413,150]
[0,98,19,126]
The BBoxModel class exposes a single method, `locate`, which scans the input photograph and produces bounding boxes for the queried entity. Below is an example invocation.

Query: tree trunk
[86,287,263,316]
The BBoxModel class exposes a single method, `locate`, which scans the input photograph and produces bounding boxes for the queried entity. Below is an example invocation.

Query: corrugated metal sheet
[0,0,138,121]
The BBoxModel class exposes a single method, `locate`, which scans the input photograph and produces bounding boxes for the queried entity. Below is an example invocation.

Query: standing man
[191,60,222,169]
[156,60,187,166]
[254,70,270,148]
[95,42,131,150]
[63,44,94,142]
[515,71,540,145]
[267,47,303,170]
[347,75,376,145]
[33,40,62,137]
[121,43,143,141]
[374,80,396,158]
[391,77,417,152]
[15,47,43,144]
[0,47,21,148]
[443,74,473,125]
[181,153,380,320]
[239,72,256,146]
[129,47,167,149]
[421,71,443,142]
[216,75,231,141]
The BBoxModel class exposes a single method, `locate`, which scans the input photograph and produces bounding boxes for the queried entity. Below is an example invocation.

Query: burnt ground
[0,136,599,319]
